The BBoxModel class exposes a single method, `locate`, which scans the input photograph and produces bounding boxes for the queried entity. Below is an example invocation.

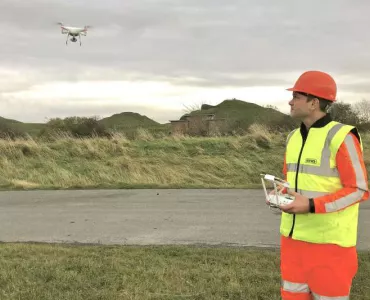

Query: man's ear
[311,97,319,109]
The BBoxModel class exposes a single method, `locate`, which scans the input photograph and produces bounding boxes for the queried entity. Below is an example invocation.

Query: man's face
[288,92,313,120]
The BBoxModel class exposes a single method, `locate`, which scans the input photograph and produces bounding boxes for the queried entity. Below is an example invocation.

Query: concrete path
[0,189,369,250]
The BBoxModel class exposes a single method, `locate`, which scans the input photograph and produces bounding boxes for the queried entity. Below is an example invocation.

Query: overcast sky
[1,0,370,124]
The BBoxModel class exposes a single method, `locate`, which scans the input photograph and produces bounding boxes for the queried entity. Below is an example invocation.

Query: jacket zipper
[288,131,308,237]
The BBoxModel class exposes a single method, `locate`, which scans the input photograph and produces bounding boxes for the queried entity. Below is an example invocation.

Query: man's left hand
[279,189,310,214]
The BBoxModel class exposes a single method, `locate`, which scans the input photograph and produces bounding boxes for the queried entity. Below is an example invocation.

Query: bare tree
[264,104,280,111]
[352,99,370,123]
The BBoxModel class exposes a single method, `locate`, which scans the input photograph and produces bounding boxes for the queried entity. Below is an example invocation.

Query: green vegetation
[0,243,369,300]
[0,124,286,190]
[0,110,168,139]
[183,99,299,132]
[0,98,369,190]
[1,98,370,139]
[0,124,369,190]
[99,112,160,129]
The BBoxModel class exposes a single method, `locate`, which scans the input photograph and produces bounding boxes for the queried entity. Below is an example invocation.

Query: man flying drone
[264,71,369,300]
[57,22,91,46]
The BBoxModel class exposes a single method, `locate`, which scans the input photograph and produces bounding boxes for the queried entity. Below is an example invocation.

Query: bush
[356,122,370,133]
[330,101,361,125]
[266,116,299,132]
[0,121,26,140]
[38,116,111,139]
[330,99,370,132]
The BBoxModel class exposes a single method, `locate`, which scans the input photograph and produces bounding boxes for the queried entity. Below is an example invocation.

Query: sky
[1,0,370,124]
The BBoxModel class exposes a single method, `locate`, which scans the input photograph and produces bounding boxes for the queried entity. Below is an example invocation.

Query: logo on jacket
[305,158,318,164]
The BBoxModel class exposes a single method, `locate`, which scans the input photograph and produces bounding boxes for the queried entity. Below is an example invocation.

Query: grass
[0,243,368,300]
[0,124,369,191]
[0,124,291,190]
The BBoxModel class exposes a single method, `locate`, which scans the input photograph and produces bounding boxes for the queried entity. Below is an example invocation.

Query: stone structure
[169,113,226,136]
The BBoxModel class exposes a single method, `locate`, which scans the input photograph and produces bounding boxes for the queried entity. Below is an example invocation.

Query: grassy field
[0,124,369,190]
[0,125,369,299]
[0,125,287,190]
[0,243,369,300]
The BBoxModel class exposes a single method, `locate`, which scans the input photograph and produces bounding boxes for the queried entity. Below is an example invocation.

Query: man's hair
[305,94,333,113]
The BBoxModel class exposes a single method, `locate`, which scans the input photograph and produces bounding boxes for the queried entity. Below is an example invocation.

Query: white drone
[57,22,91,46]
[260,173,294,211]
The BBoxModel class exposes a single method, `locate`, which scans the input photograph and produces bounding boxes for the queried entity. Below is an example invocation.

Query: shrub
[0,121,26,140]
[38,116,111,139]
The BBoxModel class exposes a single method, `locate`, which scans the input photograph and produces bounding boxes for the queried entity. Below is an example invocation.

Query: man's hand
[279,189,310,214]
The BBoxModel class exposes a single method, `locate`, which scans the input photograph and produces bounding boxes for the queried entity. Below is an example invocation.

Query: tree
[264,104,280,111]
[330,101,360,125]
[352,99,370,123]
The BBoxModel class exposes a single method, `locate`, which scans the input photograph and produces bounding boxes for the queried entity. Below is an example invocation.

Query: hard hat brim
[286,87,304,93]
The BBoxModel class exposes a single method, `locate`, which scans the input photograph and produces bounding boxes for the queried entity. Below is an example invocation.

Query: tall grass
[0,125,368,190]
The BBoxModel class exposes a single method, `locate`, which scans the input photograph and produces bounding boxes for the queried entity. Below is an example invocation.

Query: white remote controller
[260,173,295,208]
[267,194,294,207]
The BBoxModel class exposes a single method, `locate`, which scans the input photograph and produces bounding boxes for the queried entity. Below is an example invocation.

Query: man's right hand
[269,184,285,195]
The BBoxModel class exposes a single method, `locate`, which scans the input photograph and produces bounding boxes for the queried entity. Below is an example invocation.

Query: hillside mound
[182,99,298,132]
[99,112,160,130]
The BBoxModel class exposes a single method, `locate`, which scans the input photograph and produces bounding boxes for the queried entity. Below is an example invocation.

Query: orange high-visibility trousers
[280,235,358,299]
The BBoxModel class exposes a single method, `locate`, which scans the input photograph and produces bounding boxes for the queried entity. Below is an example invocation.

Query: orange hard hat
[287,70,337,102]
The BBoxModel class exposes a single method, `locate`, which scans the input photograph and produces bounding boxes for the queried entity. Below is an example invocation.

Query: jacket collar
[300,113,332,138]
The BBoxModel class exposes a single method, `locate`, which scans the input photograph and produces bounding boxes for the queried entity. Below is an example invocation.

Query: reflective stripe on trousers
[281,280,350,299]
[312,292,349,300]
[282,280,310,293]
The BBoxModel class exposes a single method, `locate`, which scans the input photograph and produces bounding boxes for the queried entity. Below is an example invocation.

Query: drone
[57,22,91,46]
[260,173,294,212]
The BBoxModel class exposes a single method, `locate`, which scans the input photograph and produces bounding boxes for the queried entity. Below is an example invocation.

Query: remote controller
[267,194,294,207]
[260,173,295,208]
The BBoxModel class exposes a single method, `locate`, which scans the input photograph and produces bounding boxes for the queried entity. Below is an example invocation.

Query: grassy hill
[0,117,45,137]
[0,116,22,124]
[182,99,298,132]
[99,112,170,138]
[99,112,161,129]
[0,99,293,138]
[0,112,168,138]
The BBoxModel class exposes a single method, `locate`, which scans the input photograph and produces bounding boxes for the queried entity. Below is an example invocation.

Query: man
[277,70,369,299]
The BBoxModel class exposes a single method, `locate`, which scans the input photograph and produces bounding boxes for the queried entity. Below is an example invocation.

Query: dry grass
[0,126,287,190]
[0,126,368,190]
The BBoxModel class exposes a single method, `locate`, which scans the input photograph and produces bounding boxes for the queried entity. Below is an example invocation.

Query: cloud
[0,0,370,122]
[0,79,294,123]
